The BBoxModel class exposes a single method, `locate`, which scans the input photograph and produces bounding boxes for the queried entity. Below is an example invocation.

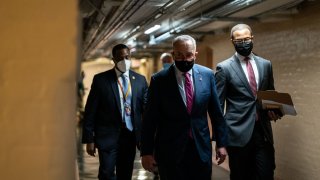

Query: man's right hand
[86,143,96,157]
[141,155,157,172]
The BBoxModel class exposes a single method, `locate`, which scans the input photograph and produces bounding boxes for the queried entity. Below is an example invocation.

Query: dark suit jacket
[215,54,275,147]
[141,64,227,164]
[82,69,148,150]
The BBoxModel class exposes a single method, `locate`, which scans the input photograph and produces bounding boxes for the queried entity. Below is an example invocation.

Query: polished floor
[77,126,229,180]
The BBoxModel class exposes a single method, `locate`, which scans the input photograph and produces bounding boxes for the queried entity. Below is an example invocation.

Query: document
[257,90,297,116]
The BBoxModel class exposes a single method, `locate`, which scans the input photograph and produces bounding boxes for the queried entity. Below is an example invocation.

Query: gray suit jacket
[215,54,275,147]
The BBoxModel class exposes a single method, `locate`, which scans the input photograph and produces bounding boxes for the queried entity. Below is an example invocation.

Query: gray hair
[230,24,253,39]
[172,35,196,50]
[160,53,172,60]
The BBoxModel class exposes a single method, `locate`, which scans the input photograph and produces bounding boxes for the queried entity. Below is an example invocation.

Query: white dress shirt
[174,65,194,106]
[236,52,259,89]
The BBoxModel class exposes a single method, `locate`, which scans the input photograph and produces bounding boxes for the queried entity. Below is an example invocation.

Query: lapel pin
[132,76,135,80]
[199,77,202,81]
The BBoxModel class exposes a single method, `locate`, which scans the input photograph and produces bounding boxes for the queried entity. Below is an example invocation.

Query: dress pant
[227,122,275,180]
[97,125,136,180]
[158,138,212,180]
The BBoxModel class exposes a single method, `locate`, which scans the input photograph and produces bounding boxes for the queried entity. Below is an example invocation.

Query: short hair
[172,35,196,51]
[112,44,130,57]
[230,24,253,39]
[160,53,172,61]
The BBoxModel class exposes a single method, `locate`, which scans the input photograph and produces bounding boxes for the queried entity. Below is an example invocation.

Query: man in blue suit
[215,24,280,180]
[82,44,148,180]
[141,35,228,180]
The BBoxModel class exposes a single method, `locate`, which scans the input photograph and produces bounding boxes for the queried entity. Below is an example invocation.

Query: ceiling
[80,0,308,60]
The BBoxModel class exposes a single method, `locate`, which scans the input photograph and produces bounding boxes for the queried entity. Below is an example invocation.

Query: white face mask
[116,59,131,73]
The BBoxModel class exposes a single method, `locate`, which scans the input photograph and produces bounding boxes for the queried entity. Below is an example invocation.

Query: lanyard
[117,78,131,101]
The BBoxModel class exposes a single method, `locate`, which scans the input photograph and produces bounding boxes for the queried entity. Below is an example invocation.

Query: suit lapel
[192,66,201,114]
[254,55,264,90]
[230,55,255,97]
[110,69,122,114]
[129,70,137,109]
[168,66,187,111]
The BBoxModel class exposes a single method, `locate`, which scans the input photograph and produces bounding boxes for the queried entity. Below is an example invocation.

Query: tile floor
[77,126,229,180]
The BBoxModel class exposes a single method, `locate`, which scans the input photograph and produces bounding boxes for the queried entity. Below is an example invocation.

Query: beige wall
[0,1,79,180]
[199,1,320,179]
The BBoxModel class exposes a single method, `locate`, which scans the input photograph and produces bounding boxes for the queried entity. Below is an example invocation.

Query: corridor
[77,125,229,180]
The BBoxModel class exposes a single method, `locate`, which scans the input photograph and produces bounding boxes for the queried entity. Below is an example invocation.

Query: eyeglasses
[232,37,252,44]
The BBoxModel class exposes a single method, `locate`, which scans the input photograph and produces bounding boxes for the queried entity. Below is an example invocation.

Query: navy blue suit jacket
[82,69,148,150]
[141,64,227,164]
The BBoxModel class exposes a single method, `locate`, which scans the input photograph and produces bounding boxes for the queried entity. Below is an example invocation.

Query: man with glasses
[141,35,228,180]
[215,24,281,180]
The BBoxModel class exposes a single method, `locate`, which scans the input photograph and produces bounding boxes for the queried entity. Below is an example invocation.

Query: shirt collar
[174,64,193,76]
[115,68,129,78]
[235,52,253,62]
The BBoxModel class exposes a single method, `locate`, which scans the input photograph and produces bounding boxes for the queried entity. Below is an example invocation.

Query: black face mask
[175,59,195,72]
[234,41,253,57]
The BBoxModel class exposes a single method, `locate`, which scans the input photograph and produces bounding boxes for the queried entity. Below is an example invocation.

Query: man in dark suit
[82,44,148,180]
[215,24,281,180]
[141,35,228,180]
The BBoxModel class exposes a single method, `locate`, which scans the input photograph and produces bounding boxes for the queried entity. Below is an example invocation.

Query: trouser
[227,123,275,180]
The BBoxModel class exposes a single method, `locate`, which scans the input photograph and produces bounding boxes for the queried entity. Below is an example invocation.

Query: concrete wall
[199,1,320,179]
[0,1,79,179]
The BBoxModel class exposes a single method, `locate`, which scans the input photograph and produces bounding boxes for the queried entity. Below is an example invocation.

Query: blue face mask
[163,63,172,69]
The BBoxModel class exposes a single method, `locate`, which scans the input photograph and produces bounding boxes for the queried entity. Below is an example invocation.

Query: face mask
[174,59,194,72]
[163,63,172,69]
[116,59,131,73]
[234,41,253,57]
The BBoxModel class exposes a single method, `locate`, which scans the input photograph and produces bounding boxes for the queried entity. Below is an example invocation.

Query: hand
[86,143,96,157]
[141,155,157,172]
[215,147,227,165]
[268,110,282,122]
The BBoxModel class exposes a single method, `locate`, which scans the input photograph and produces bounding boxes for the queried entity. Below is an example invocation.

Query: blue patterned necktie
[120,74,133,131]
[121,74,128,93]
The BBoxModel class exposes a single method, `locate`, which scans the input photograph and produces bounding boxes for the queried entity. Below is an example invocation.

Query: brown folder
[257,91,297,116]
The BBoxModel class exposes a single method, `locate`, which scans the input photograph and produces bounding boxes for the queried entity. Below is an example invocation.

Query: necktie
[184,72,194,138]
[121,74,128,93]
[120,74,133,131]
[245,57,259,121]
[184,72,193,114]
[245,57,257,96]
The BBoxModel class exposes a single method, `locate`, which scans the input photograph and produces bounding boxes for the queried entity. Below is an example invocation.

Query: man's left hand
[268,110,282,122]
[216,147,227,165]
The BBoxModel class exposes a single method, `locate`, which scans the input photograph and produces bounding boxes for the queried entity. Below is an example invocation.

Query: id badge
[124,102,131,116]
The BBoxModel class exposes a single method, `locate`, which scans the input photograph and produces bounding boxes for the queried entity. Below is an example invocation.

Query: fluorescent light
[155,32,171,42]
[144,24,161,34]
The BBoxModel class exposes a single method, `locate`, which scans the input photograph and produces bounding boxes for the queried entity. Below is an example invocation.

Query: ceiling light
[155,32,171,42]
[144,25,161,34]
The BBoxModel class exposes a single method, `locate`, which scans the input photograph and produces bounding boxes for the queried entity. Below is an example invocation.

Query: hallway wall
[0,1,79,179]
[200,1,320,179]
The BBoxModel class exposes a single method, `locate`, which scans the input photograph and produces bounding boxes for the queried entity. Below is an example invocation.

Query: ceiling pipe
[121,0,176,42]
[83,0,135,58]
[83,0,120,52]
[84,0,148,59]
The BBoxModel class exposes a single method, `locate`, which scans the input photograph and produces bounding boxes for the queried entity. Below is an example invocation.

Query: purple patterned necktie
[245,57,257,96]
[184,72,194,114]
